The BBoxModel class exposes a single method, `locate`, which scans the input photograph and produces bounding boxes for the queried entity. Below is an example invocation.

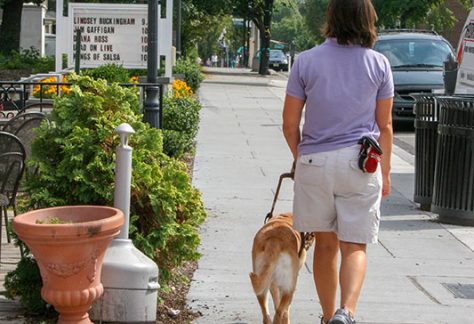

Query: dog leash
[264,170,315,256]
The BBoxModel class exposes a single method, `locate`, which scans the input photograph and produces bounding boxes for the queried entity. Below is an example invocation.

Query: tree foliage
[272,0,317,50]
[232,0,277,74]
[303,0,471,44]
[180,1,229,58]
[303,0,328,44]
[373,0,471,31]
[373,0,445,28]
[422,0,471,34]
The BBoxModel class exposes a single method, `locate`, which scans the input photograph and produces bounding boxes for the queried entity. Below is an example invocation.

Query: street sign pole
[144,0,161,128]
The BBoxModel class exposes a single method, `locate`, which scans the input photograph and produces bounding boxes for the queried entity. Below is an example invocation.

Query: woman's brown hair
[321,0,378,48]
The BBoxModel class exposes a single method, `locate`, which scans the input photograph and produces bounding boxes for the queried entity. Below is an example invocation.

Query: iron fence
[0,81,163,120]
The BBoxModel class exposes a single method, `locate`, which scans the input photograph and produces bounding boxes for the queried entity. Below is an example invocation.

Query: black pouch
[358,136,383,173]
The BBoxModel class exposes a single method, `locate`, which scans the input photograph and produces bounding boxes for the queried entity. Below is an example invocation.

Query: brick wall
[442,0,470,49]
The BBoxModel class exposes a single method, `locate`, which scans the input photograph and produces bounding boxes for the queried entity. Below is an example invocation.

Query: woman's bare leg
[339,241,367,317]
[313,232,339,323]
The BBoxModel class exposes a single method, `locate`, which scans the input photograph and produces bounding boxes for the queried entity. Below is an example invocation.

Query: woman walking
[282,1,393,323]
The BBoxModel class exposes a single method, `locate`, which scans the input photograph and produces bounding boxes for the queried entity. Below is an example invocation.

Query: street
[394,124,415,156]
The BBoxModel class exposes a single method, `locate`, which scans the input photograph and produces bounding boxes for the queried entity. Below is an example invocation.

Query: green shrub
[0,48,54,73]
[4,256,54,316]
[162,129,193,158]
[162,94,201,158]
[7,75,206,313]
[82,63,130,83]
[173,58,204,92]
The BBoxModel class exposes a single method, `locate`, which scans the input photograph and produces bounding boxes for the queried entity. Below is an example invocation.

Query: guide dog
[249,212,314,324]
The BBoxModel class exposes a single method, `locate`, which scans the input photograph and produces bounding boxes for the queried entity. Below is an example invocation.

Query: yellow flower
[32,75,71,98]
[129,76,139,84]
[171,79,192,98]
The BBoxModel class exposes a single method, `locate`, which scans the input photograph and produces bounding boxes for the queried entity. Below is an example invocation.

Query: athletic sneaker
[328,308,356,324]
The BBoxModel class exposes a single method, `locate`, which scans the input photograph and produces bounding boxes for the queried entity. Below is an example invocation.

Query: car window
[270,50,285,59]
[374,39,453,68]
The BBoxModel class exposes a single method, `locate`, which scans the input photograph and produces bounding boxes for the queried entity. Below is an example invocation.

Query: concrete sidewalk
[188,67,474,323]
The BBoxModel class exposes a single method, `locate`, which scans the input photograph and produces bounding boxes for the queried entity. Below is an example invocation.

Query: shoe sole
[329,317,353,324]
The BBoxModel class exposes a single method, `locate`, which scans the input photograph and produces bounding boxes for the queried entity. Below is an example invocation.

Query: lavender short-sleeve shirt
[286,38,394,156]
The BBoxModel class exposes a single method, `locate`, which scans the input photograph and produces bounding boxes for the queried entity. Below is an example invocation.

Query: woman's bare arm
[375,97,393,198]
[282,95,305,160]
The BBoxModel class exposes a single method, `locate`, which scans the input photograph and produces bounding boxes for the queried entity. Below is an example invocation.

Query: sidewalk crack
[407,276,442,305]
[378,239,396,258]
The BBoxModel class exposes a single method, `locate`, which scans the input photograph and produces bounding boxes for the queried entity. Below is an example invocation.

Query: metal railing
[0,80,164,121]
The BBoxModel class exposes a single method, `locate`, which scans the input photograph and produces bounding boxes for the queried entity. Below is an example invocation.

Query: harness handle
[264,167,315,255]
[264,172,294,224]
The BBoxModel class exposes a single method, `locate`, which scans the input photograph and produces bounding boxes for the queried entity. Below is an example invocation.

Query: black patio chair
[1,112,49,175]
[0,132,26,250]
[20,102,54,115]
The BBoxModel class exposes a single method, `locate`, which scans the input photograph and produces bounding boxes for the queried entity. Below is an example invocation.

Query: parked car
[374,30,454,123]
[269,49,289,72]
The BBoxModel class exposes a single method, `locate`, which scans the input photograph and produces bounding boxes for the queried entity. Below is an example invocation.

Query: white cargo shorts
[293,145,382,244]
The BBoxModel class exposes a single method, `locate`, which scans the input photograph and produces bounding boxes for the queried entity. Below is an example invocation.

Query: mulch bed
[156,150,201,323]
[156,261,201,323]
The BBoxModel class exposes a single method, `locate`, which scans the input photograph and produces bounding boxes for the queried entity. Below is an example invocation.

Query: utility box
[90,239,159,323]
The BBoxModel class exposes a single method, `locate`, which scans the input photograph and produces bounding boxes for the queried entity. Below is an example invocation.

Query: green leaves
[172,58,204,92]
[82,63,131,84]
[4,256,52,316]
[373,0,446,29]
[162,93,201,158]
[9,75,207,312]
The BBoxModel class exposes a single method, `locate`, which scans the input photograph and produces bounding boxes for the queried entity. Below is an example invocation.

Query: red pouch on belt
[358,136,383,173]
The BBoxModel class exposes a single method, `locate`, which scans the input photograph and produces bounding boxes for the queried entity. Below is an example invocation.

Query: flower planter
[13,205,124,324]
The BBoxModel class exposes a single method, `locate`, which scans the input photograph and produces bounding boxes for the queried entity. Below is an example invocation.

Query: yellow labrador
[250,212,312,324]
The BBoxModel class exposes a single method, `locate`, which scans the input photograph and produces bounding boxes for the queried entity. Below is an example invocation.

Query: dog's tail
[249,249,278,295]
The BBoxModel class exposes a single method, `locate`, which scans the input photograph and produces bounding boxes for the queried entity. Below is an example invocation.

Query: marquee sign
[69,4,148,68]
[55,1,173,77]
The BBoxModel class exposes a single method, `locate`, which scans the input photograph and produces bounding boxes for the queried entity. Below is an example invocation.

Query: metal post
[144,0,161,128]
[246,20,250,67]
[290,41,295,67]
[176,0,182,59]
[55,0,64,72]
[75,29,81,74]
[114,123,135,239]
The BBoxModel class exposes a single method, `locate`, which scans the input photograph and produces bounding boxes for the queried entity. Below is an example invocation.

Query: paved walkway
[188,67,474,323]
[0,214,26,323]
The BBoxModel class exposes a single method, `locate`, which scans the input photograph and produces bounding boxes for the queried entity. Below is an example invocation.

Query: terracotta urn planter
[13,205,124,324]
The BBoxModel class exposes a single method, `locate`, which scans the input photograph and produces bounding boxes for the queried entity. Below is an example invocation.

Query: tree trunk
[259,0,273,75]
[0,0,24,56]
